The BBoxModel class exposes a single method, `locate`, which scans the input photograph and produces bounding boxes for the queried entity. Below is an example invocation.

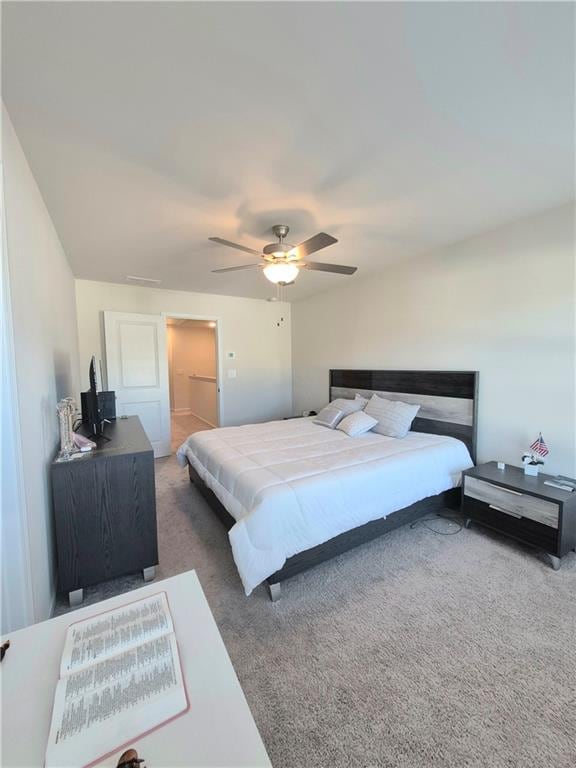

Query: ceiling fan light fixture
[263,262,300,285]
[210,224,356,282]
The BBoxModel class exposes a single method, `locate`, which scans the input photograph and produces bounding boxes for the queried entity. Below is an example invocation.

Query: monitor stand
[87,421,111,442]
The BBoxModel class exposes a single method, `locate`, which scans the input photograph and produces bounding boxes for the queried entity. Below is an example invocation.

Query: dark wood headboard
[330,369,478,462]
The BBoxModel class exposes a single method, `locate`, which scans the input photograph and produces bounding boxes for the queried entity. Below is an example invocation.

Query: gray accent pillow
[364,394,420,438]
[329,397,366,416]
[313,405,346,429]
[336,411,378,437]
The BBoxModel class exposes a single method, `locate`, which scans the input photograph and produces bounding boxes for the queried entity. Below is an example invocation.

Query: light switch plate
[227,369,237,379]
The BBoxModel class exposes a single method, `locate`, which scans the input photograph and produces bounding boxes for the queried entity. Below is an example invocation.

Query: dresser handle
[483,482,522,496]
[489,504,522,518]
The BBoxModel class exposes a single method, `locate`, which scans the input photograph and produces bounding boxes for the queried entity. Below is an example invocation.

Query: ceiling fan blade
[212,263,263,273]
[292,232,338,259]
[209,237,262,256]
[303,261,357,275]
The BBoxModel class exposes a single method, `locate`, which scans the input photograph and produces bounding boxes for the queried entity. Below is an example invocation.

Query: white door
[104,311,171,457]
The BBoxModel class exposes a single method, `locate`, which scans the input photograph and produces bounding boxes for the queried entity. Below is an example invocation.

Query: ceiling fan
[209,225,358,285]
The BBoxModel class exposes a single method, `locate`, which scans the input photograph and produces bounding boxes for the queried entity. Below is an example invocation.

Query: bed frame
[186,369,478,601]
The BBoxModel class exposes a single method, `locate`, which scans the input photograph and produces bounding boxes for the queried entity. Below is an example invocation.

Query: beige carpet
[56,456,576,767]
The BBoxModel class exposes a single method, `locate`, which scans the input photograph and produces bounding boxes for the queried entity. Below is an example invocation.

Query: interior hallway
[171,412,212,452]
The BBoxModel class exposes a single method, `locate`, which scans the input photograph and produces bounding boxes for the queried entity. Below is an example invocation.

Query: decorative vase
[57,397,77,460]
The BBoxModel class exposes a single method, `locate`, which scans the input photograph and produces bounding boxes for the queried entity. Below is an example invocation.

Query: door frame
[162,313,222,429]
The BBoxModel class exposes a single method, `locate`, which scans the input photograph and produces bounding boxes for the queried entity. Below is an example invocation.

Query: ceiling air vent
[126,275,162,284]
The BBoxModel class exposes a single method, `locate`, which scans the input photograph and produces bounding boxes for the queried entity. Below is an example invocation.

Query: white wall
[186,378,218,426]
[75,281,292,426]
[292,204,575,476]
[2,106,80,627]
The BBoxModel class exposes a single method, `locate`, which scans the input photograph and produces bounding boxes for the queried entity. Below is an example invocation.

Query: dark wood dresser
[51,416,158,605]
[462,462,576,569]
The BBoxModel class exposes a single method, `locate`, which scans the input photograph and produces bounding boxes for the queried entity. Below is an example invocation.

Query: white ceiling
[3,2,574,301]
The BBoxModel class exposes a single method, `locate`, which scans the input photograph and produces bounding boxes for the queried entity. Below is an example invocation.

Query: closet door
[104,312,171,457]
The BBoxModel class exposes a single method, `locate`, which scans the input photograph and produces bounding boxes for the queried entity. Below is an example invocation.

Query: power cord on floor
[410,512,464,535]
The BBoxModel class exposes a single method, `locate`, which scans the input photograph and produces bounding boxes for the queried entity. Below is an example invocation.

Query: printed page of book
[60,593,174,677]
[46,633,188,768]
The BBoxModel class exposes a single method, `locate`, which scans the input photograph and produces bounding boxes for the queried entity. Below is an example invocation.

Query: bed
[177,370,478,600]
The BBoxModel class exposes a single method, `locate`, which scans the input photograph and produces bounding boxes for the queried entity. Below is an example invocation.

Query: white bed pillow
[329,397,365,416]
[313,405,346,429]
[355,393,369,406]
[336,411,378,437]
[364,394,420,438]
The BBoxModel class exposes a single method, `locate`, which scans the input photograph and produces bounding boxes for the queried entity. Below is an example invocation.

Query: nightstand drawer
[464,497,558,553]
[464,476,559,529]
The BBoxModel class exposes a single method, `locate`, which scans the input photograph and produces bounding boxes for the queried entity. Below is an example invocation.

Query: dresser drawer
[464,476,559,529]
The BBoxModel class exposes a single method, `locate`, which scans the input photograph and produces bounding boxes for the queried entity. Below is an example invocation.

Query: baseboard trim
[171,408,217,428]
[188,411,218,429]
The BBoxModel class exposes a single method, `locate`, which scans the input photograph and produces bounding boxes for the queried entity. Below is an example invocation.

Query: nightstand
[462,462,576,570]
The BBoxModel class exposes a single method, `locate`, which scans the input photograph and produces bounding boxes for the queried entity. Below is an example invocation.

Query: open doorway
[166,318,219,452]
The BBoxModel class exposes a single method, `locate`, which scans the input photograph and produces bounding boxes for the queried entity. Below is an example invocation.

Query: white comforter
[177,418,473,594]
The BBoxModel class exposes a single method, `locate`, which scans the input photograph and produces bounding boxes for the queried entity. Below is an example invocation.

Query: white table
[1,571,271,767]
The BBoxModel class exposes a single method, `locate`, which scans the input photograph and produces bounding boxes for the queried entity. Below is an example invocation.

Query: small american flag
[530,433,549,457]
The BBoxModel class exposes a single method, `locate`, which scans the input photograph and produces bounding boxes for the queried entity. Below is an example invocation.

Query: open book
[45,593,189,768]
